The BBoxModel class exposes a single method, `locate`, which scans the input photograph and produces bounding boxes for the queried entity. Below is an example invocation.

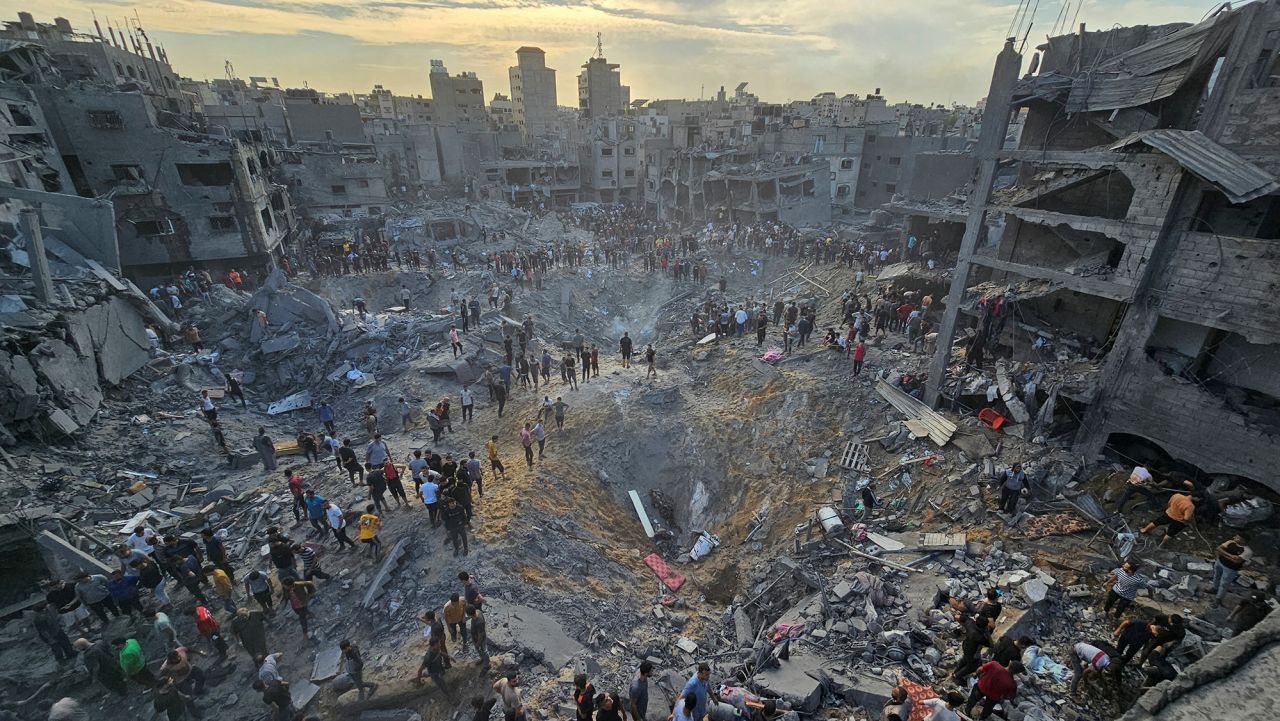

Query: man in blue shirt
[676,664,710,721]
[303,491,327,537]
[319,402,335,434]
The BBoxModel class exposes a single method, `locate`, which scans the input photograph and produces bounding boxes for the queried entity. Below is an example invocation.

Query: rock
[676,637,699,654]
[832,582,853,601]
[752,648,825,712]
[1022,579,1049,604]
[485,598,586,671]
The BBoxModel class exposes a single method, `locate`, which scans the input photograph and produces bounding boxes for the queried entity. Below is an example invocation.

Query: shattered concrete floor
[1,214,1275,721]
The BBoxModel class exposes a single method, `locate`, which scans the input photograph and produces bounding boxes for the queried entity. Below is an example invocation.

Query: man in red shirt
[965,659,1022,719]
[895,302,913,332]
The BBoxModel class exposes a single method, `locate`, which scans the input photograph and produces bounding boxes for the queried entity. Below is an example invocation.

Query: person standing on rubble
[303,490,327,538]
[998,463,1028,516]
[74,636,128,697]
[467,604,489,667]
[620,333,633,368]
[486,436,507,480]
[339,440,364,485]
[1211,534,1252,606]
[1102,561,1148,618]
[231,607,269,661]
[340,640,379,699]
[325,501,357,551]
[451,325,464,358]
[1068,641,1110,694]
[1138,491,1197,546]
[964,659,1021,720]
[254,428,277,472]
[225,370,247,408]
[644,345,657,379]
[364,401,379,437]
[366,433,391,474]
[319,402,336,435]
[200,391,217,425]
[672,664,710,721]
[630,661,652,721]
[520,423,535,469]
[280,578,317,638]
[358,505,383,559]
[533,419,546,459]
[461,385,475,423]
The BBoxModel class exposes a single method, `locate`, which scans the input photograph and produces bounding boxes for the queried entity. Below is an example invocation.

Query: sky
[26,0,1218,107]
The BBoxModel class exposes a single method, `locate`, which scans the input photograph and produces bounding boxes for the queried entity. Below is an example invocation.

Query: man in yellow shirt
[486,435,506,479]
[443,592,469,651]
[358,505,383,560]
[208,567,235,613]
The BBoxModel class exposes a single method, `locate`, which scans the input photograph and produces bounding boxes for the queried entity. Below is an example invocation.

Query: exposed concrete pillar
[924,40,1023,407]
[20,208,54,305]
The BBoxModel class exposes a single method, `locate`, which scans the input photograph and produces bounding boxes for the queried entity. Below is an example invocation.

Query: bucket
[817,507,845,535]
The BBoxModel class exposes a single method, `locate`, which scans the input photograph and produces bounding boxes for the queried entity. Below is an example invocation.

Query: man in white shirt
[420,471,441,527]
[324,501,356,550]
[920,691,964,721]
[125,527,156,554]
[1070,641,1110,693]
[461,385,474,423]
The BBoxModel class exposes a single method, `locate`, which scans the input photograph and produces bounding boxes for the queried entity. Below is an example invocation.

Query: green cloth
[119,638,144,675]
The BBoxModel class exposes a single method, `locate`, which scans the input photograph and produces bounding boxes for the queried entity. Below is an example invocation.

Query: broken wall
[1159,231,1280,345]
[1100,354,1280,489]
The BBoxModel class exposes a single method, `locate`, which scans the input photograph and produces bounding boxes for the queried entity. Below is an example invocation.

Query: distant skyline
[26,0,1214,107]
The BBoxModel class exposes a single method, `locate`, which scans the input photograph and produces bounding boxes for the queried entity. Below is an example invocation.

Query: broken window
[332,185,347,195]
[133,218,175,236]
[87,110,123,129]
[357,179,370,188]
[7,103,34,126]
[601,148,614,157]
[886,183,897,194]
[623,147,635,156]
[270,193,286,212]
[260,207,274,231]
[840,159,854,170]
[1193,192,1280,240]
[602,170,614,178]
[209,216,237,232]
[176,162,235,186]
[624,169,635,178]
[836,184,851,197]
[889,157,901,166]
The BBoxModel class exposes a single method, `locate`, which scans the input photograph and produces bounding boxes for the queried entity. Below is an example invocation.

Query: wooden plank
[120,511,152,535]
[628,490,655,538]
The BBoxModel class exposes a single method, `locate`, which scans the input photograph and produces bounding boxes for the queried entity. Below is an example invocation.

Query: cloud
[36,0,1210,106]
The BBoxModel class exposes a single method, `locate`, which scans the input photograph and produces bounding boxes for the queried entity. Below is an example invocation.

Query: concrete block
[361,537,410,608]
[1022,579,1049,604]
[36,530,113,579]
[752,648,825,712]
[291,680,321,711]
[485,597,585,671]
[312,647,342,682]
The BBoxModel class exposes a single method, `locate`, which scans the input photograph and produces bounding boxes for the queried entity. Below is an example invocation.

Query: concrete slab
[361,537,410,608]
[291,680,321,711]
[827,668,898,709]
[96,298,151,385]
[312,647,342,682]
[35,530,113,578]
[485,597,585,671]
[260,332,301,354]
[751,648,825,712]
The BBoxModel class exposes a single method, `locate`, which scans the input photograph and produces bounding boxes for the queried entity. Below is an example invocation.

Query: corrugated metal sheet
[1111,129,1280,203]
[1065,12,1238,112]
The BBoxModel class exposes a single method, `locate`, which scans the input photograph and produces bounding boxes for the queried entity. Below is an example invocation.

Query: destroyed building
[927,2,1280,493]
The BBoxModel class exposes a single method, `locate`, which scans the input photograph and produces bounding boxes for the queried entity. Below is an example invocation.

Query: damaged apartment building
[0,13,296,280]
[926,0,1280,495]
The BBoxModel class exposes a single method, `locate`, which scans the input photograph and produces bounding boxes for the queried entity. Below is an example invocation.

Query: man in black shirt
[629,661,652,721]
[1113,617,1154,673]
[950,615,994,681]
[991,635,1032,667]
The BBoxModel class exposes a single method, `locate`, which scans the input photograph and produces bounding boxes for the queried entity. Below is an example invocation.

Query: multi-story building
[509,47,558,138]
[35,84,295,279]
[578,116,639,203]
[927,2,1280,494]
[429,60,486,127]
[0,12,186,112]
[578,56,629,119]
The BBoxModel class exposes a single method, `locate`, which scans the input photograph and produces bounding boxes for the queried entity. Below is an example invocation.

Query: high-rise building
[577,56,629,119]
[509,47,557,137]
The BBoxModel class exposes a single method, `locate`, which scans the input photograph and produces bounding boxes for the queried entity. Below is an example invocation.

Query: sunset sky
[31,0,1215,106]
